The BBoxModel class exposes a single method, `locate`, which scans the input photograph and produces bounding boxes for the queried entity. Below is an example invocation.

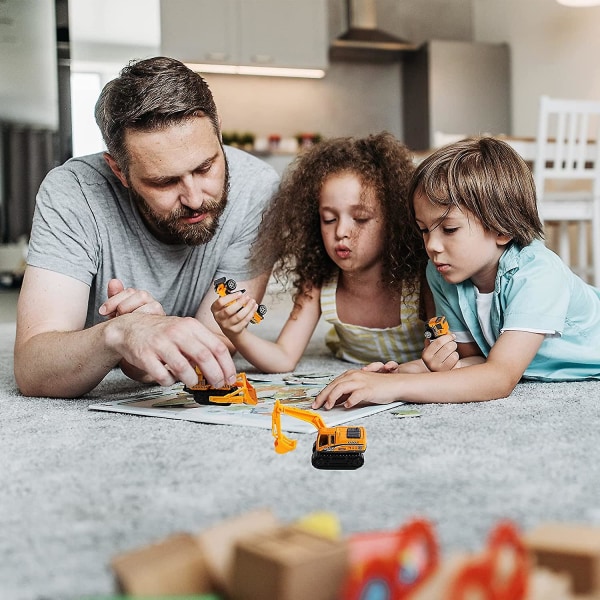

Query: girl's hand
[422,333,459,372]
[362,361,400,373]
[211,291,257,335]
[312,369,400,410]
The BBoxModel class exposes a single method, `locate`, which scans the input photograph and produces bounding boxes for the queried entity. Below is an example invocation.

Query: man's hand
[311,369,400,410]
[211,291,258,336]
[98,279,167,382]
[103,313,237,389]
[99,279,166,319]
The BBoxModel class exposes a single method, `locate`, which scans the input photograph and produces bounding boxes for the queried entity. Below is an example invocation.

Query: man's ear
[497,233,512,247]
[103,153,129,188]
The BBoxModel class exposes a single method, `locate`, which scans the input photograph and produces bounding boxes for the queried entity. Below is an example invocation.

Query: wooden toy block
[526,567,573,600]
[231,525,348,600]
[111,532,211,596]
[525,522,600,596]
[195,507,280,597]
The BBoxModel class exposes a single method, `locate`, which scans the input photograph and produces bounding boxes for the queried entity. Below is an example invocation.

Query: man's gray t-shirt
[27,145,279,327]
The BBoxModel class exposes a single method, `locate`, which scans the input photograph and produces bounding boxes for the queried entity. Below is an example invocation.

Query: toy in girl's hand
[213,277,267,324]
[424,316,450,340]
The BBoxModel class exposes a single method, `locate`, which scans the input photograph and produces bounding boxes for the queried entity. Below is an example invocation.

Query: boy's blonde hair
[408,137,544,247]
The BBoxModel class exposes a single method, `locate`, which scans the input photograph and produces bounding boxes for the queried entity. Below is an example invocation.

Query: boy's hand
[312,369,399,410]
[422,333,459,372]
[211,291,258,335]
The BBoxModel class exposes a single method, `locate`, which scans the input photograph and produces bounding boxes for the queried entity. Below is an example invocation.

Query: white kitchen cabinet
[160,0,328,70]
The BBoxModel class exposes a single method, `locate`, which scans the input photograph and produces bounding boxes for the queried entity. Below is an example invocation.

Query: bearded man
[14,57,279,398]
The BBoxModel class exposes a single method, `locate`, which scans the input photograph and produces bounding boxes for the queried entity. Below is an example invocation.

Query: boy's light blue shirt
[427,240,600,381]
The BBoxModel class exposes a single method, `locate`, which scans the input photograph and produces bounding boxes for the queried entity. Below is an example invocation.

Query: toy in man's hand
[185,366,258,406]
[424,316,450,340]
[213,277,267,324]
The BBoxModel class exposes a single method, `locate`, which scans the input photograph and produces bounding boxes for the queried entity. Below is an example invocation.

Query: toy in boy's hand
[185,366,258,406]
[271,400,366,470]
[424,316,450,340]
[213,277,267,324]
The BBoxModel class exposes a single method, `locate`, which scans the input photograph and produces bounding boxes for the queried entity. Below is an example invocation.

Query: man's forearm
[14,323,121,398]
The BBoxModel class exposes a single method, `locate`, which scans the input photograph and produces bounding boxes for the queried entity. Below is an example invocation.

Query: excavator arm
[271,400,327,454]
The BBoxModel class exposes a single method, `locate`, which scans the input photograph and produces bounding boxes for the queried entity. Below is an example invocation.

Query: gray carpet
[2,304,600,600]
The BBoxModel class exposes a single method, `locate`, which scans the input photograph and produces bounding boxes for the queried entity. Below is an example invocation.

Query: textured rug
[2,302,600,599]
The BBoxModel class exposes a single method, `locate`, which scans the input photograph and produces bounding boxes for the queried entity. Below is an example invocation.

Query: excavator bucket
[274,433,297,455]
[271,411,298,454]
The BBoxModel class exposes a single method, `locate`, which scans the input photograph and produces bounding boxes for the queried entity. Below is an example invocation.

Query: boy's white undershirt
[473,287,559,348]
[475,288,496,347]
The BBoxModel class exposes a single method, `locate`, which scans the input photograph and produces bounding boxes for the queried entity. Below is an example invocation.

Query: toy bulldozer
[424,315,450,340]
[271,400,366,470]
[213,277,267,324]
[185,367,258,406]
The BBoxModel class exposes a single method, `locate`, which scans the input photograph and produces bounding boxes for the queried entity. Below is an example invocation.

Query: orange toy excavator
[271,400,366,470]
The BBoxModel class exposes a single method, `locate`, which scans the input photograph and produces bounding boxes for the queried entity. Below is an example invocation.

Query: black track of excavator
[311,450,365,470]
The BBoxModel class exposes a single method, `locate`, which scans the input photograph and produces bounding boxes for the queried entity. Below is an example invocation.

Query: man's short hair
[95,56,219,174]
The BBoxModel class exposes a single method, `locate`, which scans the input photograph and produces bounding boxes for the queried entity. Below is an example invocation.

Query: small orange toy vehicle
[213,277,267,324]
[424,315,450,340]
[185,367,258,406]
[271,400,366,470]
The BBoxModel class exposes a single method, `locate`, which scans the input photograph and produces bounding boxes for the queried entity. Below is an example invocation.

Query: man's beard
[130,161,230,246]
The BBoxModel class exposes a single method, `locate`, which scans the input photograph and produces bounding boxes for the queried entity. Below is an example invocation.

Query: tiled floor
[0,289,19,323]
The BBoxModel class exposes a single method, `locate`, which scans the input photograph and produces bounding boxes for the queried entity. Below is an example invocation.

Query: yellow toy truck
[213,277,267,324]
[185,367,258,406]
[424,316,450,340]
[271,400,366,470]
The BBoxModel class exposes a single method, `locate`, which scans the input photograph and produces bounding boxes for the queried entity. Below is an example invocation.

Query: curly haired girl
[211,131,434,372]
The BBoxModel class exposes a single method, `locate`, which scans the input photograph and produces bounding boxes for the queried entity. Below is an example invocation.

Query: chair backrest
[533,95,600,196]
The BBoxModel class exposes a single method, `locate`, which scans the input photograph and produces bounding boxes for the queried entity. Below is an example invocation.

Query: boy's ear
[103,152,129,188]
[497,233,512,246]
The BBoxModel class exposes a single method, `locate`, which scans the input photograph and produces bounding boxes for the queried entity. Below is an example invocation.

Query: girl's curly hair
[252,131,428,303]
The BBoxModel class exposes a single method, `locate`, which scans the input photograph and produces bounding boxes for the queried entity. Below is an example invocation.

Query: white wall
[0,0,58,128]
[473,0,600,136]
[66,0,600,147]
[204,62,402,141]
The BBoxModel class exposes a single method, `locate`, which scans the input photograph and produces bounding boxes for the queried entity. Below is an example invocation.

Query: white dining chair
[533,95,600,285]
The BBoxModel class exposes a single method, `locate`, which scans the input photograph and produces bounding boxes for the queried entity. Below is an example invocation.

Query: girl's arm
[313,330,545,408]
[211,288,322,373]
